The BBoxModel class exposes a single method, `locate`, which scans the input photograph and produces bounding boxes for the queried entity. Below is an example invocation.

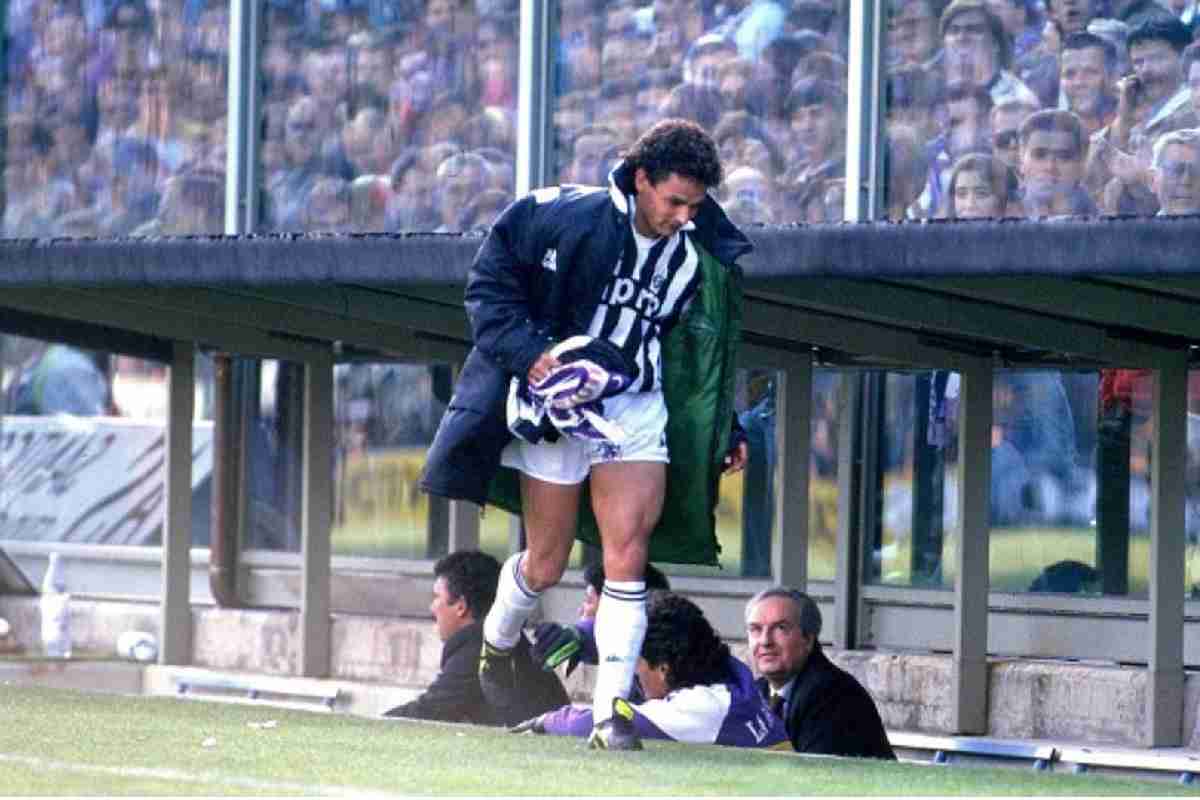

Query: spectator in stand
[432,151,491,232]
[781,78,846,214]
[474,147,516,195]
[388,69,437,148]
[424,92,472,147]
[793,50,849,89]
[991,98,1039,168]
[1088,18,1196,213]
[1046,0,1097,37]
[268,96,333,230]
[659,82,726,130]
[455,189,512,233]
[1184,42,1200,121]
[716,58,777,117]
[887,65,941,144]
[387,146,440,231]
[684,34,741,90]
[477,18,519,112]
[938,0,1041,108]
[1018,108,1096,217]
[351,31,398,90]
[1149,128,1200,215]
[987,0,1043,63]
[886,122,933,219]
[721,165,779,221]
[636,69,683,132]
[95,71,144,152]
[1111,0,1178,30]
[302,175,352,232]
[98,136,161,235]
[1059,32,1119,137]
[946,151,1022,217]
[887,0,942,69]
[558,0,604,93]
[348,173,393,232]
[131,169,224,235]
[341,107,397,178]
[916,83,994,217]
[561,124,624,185]
[713,111,785,180]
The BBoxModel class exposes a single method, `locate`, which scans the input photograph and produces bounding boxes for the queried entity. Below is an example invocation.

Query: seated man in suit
[383,550,567,724]
[745,587,895,759]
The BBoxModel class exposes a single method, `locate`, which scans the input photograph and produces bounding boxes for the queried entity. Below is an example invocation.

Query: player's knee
[522,555,567,592]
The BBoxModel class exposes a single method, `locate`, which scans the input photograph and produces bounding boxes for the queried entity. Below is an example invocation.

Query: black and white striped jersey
[585,196,701,393]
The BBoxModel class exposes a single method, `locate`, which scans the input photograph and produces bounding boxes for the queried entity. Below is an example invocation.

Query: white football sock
[483,551,540,650]
[592,580,647,723]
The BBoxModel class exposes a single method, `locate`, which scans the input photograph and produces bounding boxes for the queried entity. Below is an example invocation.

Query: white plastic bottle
[40,553,72,659]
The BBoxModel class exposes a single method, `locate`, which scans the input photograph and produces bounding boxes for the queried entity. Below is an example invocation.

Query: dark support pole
[912,373,944,586]
[1096,397,1131,596]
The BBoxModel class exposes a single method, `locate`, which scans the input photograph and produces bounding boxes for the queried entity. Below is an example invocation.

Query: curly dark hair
[622,118,724,190]
[641,592,731,691]
[434,550,500,619]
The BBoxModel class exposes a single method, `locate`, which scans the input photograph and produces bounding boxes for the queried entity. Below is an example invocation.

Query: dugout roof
[2,217,1198,370]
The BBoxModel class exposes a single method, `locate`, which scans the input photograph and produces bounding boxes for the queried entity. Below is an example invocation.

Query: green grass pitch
[0,684,1198,796]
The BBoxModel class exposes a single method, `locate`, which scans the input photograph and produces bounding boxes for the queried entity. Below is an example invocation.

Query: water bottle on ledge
[40,553,72,659]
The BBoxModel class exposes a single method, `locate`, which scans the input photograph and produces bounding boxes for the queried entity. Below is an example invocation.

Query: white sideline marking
[0,752,403,798]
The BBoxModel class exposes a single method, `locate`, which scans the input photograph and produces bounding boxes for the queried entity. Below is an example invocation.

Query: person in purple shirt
[511,592,790,750]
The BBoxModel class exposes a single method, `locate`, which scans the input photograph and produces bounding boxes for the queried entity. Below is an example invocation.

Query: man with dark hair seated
[510,592,789,749]
[383,550,567,724]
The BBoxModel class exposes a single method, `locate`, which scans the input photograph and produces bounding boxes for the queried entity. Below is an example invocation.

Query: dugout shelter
[0,0,1199,752]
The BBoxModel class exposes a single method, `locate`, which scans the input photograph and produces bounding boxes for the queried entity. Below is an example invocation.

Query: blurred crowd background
[8,0,1200,241]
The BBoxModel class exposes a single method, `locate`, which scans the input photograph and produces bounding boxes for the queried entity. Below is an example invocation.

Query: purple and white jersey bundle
[507,336,637,445]
[538,654,790,749]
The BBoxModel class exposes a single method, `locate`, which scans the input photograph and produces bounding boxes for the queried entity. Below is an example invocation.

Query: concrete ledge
[144,665,420,717]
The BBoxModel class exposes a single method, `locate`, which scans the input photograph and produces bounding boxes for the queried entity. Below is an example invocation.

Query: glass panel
[552,0,850,225]
[991,370,1103,594]
[0,336,213,599]
[868,371,953,587]
[244,358,301,551]
[884,0,1200,221]
[4,0,228,237]
[258,2,518,234]
[810,369,841,580]
[865,368,1150,595]
[331,361,452,558]
[647,365,842,579]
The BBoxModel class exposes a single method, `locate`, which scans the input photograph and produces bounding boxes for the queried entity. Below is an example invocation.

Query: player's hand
[527,348,561,384]
[531,622,584,676]
[509,714,547,734]
[723,440,749,475]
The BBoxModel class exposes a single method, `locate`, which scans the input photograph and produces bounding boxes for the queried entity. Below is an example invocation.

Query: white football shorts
[499,389,670,485]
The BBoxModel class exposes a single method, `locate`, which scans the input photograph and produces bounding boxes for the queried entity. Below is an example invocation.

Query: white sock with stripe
[483,551,540,650]
[591,580,648,723]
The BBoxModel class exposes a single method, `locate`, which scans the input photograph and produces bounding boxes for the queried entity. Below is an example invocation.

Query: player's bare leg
[586,460,665,750]
[480,474,579,722]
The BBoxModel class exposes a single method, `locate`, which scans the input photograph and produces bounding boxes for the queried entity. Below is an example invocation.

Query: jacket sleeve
[464,191,558,380]
[539,701,673,741]
[383,639,488,723]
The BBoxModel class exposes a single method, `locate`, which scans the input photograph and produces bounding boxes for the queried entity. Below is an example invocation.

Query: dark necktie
[769,692,785,719]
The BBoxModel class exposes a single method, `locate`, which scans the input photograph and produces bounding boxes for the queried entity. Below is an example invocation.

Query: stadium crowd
[10,0,1200,240]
